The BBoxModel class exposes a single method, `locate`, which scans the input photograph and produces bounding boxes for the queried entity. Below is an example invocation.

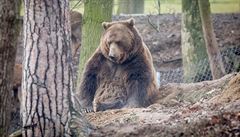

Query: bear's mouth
[109,56,118,62]
[109,56,121,64]
[110,54,125,64]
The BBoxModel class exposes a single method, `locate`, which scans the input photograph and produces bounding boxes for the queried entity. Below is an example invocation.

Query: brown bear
[78,18,158,112]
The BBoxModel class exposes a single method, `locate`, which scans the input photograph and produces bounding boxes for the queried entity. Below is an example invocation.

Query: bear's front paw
[123,101,142,108]
[93,100,125,112]
[81,107,94,113]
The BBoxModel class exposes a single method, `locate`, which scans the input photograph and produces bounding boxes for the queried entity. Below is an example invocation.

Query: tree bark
[198,0,226,79]
[22,0,74,136]
[0,0,21,136]
[77,0,113,81]
[181,0,210,82]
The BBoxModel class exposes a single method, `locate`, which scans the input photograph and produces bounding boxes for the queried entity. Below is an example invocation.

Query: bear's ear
[127,18,135,26]
[102,22,112,30]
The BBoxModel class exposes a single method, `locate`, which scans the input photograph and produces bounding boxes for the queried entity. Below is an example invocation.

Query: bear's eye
[107,41,111,47]
[115,41,121,45]
[115,41,123,47]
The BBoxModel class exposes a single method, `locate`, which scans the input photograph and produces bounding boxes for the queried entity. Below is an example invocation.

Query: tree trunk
[77,0,113,81]
[22,0,74,136]
[198,0,226,79]
[181,0,210,82]
[0,0,21,136]
[117,0,144,14]
[129,0,144,14]
[117,0,130,14]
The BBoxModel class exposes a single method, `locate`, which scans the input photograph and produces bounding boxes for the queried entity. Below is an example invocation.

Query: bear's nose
[109,55,117,61]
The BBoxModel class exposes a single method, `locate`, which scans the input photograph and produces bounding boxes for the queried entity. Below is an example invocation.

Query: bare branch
[147,15,159,32]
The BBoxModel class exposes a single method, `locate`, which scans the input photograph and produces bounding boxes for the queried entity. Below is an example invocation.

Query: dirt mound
[89,111,240,137]
[154,73,233,106]
[85,73,240,137]
[212,73,240,103]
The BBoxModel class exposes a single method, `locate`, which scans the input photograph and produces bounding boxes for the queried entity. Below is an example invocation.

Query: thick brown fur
[78,18,158,112]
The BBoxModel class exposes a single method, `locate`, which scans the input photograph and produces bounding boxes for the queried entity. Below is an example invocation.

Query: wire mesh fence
[157,46,240,86]
[9,46,239,133]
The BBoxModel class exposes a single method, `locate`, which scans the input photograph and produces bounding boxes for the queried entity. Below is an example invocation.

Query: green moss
[181,0,210,82]
[77,0,113,84]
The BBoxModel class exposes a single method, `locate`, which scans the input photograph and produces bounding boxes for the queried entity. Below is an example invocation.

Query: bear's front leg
[124,72,151,108]
[77,50,104,112]
[78,72,97,112]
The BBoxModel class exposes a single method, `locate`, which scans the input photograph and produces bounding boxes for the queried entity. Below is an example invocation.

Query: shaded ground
[86,73,240,137]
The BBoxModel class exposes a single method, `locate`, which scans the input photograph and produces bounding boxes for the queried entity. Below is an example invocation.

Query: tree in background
[181,0,210,82]
[198,0,225,79]
[77,0,113,81]
[21,0,74,136]
[117,0,144,14]
[0,0,21,136]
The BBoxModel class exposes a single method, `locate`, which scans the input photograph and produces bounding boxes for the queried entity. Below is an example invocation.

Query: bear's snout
[109,43,122,62]
[109,52,117,61]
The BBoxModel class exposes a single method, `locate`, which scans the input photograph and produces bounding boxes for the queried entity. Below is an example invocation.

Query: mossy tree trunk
[117,0,144,14]
[0,0,21,136]
[198,0,225,79]
[117,0,129,14]
[77,0,113,82]
[181,0,210,82]
[22,0,74,136]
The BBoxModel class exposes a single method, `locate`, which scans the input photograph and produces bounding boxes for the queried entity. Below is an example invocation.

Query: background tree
[21,0,74,136]
[77,0,113,81]
[0,0,21,136]
[198,0,225,79]
[117,0,144,14]
[181,0,210,82]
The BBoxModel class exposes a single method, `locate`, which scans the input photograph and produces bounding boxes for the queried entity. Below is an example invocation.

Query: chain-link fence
[157,47,240,86]
[10,47,240,134]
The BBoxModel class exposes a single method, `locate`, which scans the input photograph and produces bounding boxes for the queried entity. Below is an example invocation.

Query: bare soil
[86,73,240,137]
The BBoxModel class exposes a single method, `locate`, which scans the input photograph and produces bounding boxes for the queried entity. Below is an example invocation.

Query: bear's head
[100,18,142,64]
